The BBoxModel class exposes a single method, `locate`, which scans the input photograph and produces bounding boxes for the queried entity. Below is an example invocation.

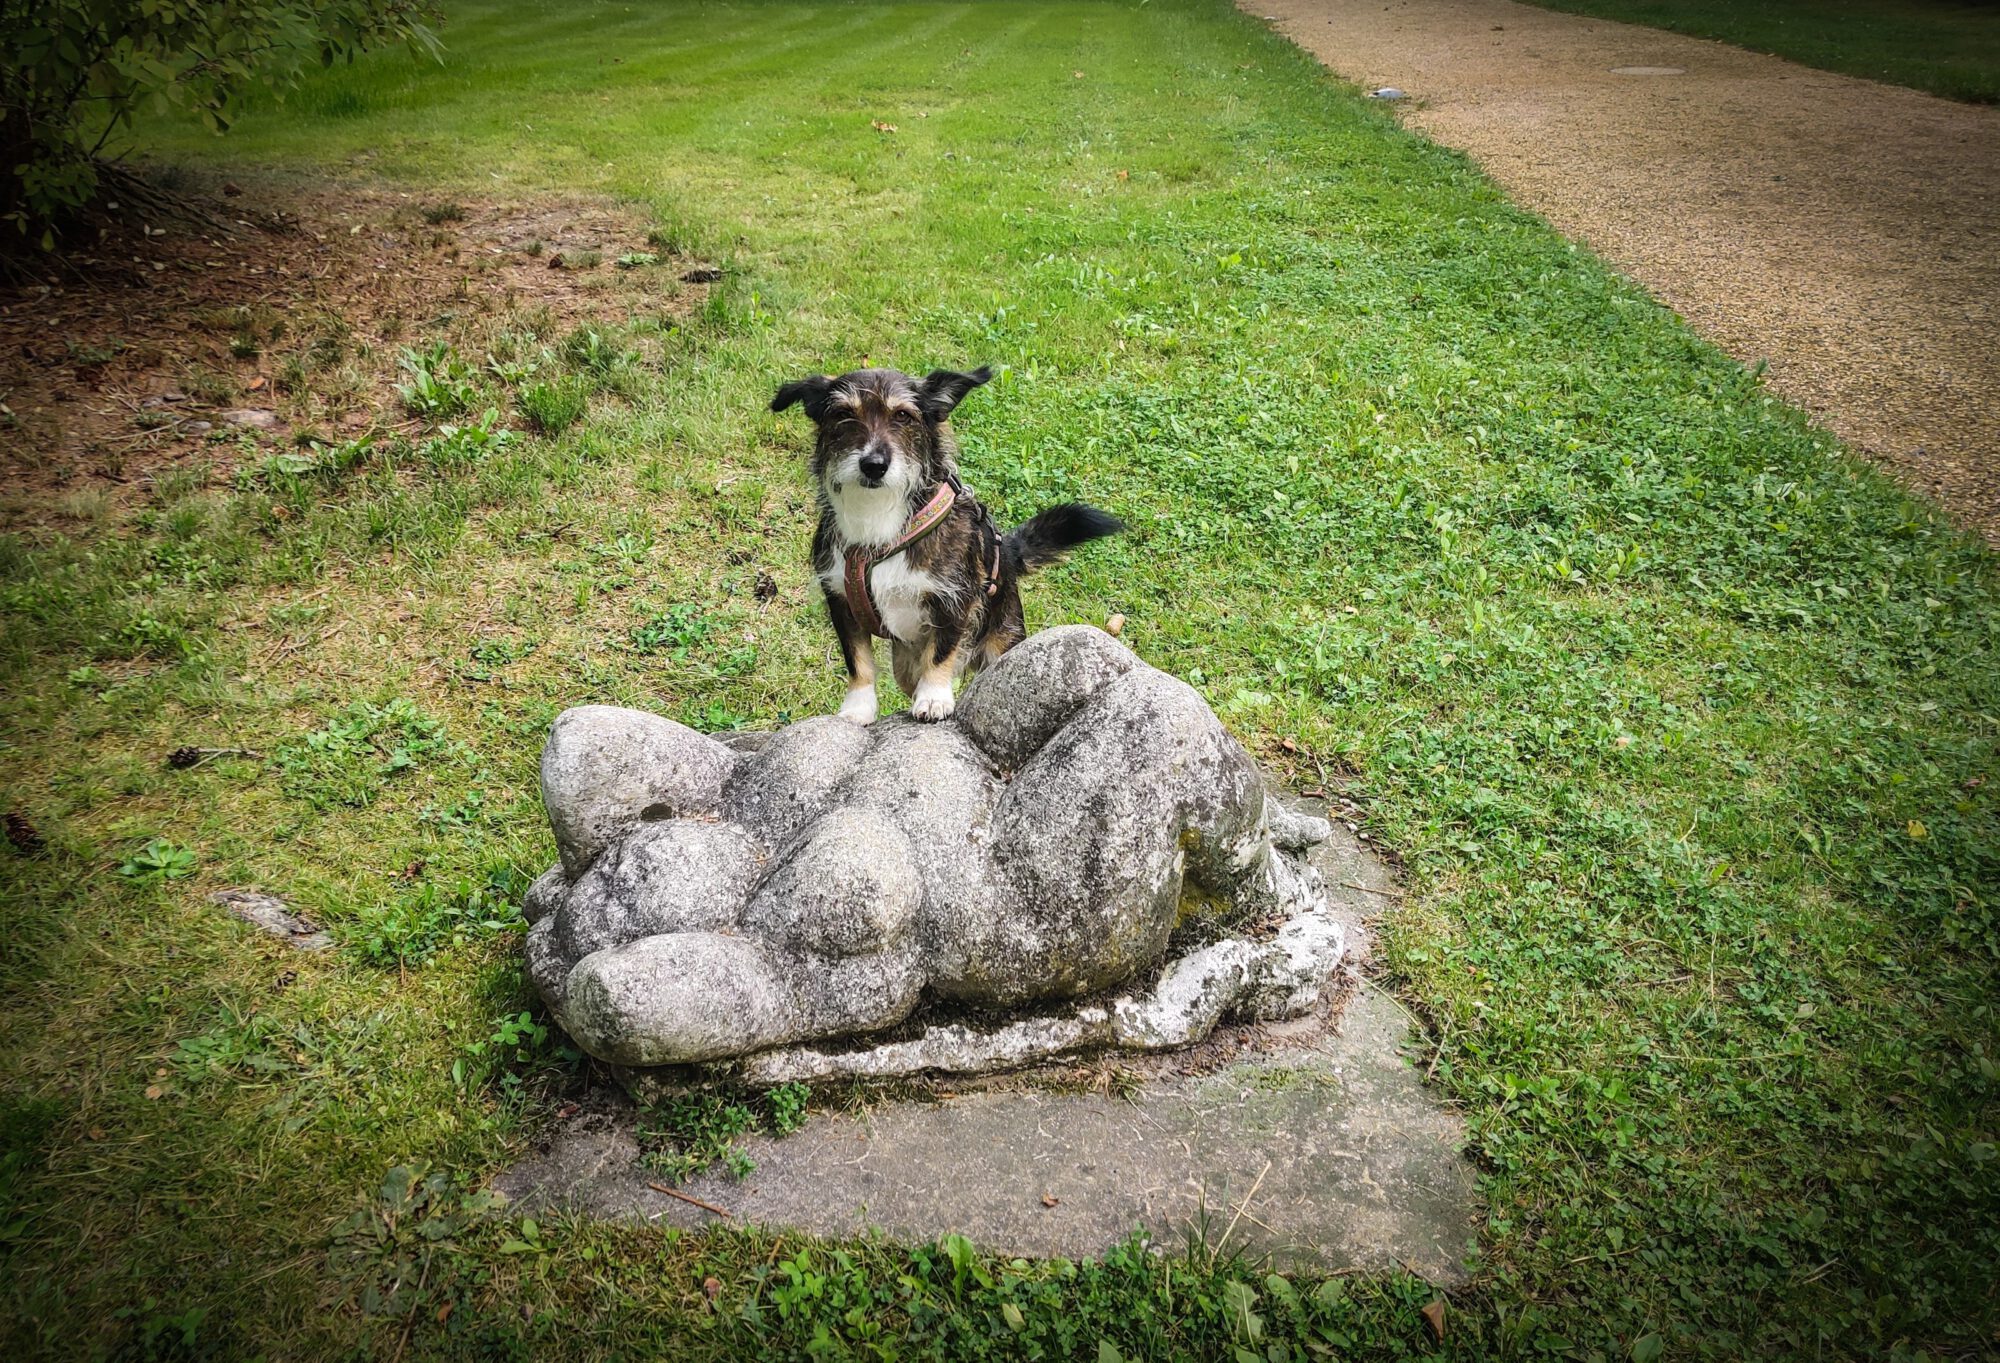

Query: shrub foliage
[0,1,440,245]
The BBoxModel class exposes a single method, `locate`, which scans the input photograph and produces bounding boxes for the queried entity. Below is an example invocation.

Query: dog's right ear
[770,375,835,421]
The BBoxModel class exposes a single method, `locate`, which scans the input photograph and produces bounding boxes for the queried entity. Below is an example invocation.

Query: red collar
[843,483,958,640]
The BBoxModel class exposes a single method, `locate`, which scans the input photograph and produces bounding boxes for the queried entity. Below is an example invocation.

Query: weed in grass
[344,864,527,968]
[394,340,477,420]
[179,364,235,405]
[331,1166,498,1323]
[483,348,541,386]
[516,376,588,434]
[420,202,468,225]
[614,251,658,269]
[419,408,515,466]
[117,837,196,882]
[452,1011,578,1098]
[627,603,716,658]
[272,698,462,810]
[559,324,634,381]
[679,699,750,732]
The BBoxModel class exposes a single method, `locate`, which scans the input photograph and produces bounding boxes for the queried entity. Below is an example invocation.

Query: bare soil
[0,174,711,534]
[1250,0,2000,543]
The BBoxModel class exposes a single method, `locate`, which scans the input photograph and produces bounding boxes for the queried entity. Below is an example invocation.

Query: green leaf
[1001,1302,1025,1331]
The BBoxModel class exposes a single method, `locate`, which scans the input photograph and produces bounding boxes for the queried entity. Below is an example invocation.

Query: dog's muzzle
[857,450,891,487]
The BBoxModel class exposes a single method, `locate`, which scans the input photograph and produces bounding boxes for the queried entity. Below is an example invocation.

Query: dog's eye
[892,410,919,428]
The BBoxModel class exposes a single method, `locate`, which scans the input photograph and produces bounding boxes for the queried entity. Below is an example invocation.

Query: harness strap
[843,482,959,640]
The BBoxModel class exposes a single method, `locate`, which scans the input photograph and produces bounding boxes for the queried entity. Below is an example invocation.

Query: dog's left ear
[771,375,835,421]
[918,365,993,422]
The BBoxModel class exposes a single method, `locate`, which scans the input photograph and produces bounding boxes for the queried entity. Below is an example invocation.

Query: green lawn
[1521,0,2000,102]
[3,1,1996,1359]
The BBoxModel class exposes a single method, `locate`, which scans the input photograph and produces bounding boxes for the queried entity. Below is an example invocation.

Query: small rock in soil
[210,889,332,950]
[1369,87,1406,100]
[219,408,281,430]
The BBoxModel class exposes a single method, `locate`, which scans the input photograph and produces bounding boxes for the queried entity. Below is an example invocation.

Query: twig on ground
[646,1180,733,1219]
[1339,881,1403,898]
[1214,1158,1271,1255]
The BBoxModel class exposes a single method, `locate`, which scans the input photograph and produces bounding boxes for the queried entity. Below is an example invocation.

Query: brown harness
[843,482,1000,641]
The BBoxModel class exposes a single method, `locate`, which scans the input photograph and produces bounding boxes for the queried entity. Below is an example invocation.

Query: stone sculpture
[524,626,1345,1081]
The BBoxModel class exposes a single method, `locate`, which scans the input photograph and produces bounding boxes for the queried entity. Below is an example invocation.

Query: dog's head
[771,365,991,500]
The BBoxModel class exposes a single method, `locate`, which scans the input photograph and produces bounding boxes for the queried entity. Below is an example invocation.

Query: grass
[1,0,1994,1358]
[1519,0,2000,102]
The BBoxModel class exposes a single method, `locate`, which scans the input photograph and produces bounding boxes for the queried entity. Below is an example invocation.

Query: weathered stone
[554,819,763,960]
[539,705,736,877]
[527,627,1346,1077]
[522,866,568,926]
[565,933,797,1066]
[209,888,331,950]
[219,407,282,430]
[719,716,871,849]
[953,623,1136,769]
[744,808,921,958]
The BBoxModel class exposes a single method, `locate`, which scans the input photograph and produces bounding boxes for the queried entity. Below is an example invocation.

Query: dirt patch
[0,173,714,534]
[1250,0,2000,544]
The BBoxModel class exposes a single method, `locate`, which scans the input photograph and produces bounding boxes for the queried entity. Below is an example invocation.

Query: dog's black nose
[858,450,891,483]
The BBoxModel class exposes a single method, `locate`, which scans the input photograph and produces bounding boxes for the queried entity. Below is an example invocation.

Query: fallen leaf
[1116,169,1129,181]
[144,1084,164,1101]
[1907,819,1929,840]
[86,1127,106,1141]
[1420,1297,1445,1341]
[871,121,898,134]
[1280,737,1298,753]
[246,376,266,392]
[435,1301,453,1324]
[1042,1194,1060,1208]
[1104,613,1126,637]
[1073,70,1085,79]
[702,1276,722,1300]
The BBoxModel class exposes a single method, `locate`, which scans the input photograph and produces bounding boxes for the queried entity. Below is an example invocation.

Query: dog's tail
[1005,503,1123,575]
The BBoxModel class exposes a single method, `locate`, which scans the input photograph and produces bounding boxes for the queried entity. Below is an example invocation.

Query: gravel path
[1250,0,2000,543]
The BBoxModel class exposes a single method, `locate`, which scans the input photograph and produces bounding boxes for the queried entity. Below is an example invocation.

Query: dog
[771,364,1121,725]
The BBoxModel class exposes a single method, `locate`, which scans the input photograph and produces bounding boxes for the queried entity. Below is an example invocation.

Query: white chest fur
[819,554,944,643]
[821,483,955,643]
[830,483,911,549]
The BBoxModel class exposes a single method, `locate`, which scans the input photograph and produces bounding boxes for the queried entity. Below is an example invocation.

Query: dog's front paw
[909,682,956,723]
[837,686,879,725]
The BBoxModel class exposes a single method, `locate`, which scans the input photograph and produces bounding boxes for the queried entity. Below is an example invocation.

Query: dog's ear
[770,375,835,421]
[918,365,993,422]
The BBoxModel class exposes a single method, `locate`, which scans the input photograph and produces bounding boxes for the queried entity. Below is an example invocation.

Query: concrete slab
[495,983,1475,1279]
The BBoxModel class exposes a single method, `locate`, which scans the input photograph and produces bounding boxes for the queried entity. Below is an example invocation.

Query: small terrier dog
[771,364,1121,724]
